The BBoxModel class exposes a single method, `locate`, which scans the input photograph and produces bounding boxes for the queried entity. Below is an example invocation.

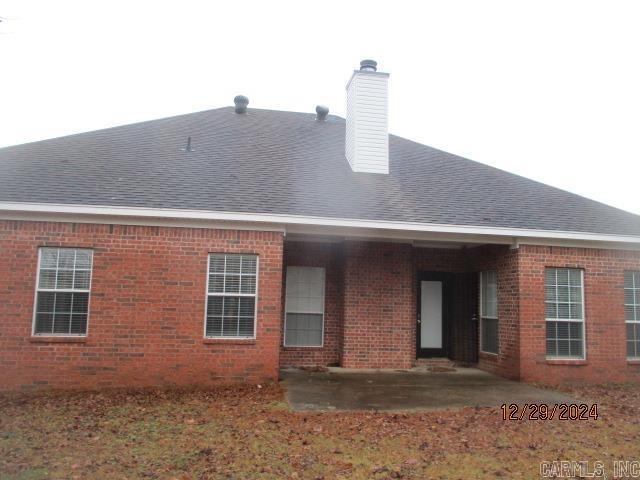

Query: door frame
[416,271,453,358]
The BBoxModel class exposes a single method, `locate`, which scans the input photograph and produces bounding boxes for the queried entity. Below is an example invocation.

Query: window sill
[283,346,324,350]
[479,351,499,357]
[627,359,640,365]
[203,338,256,345]
[30,336,87,344]
[545,358,587,366]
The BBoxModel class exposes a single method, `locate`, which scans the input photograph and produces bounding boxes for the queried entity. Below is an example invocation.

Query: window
[625,271,640,359]
[480,270,499,354]
[205,254,258,338]
[284,267,325,347]
[545,268,585,358]
[33,248,93,336]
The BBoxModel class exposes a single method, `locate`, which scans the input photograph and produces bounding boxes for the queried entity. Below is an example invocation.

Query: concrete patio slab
[280,367,576,411]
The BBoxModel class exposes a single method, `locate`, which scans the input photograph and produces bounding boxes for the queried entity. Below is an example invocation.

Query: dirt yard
[1,382,639,479]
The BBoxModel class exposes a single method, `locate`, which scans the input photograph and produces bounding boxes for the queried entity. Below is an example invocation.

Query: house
[1,60,639,392]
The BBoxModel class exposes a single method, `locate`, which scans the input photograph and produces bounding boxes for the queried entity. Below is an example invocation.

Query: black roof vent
[181,136,194,152]
[315,105,329,121]
[234,95,249,114]
[359,59,377,72]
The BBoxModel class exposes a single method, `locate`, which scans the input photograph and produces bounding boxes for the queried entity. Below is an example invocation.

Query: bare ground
[1,382,639,479]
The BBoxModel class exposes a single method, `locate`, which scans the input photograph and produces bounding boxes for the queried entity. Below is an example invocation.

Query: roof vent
[234,95,249,114]
[359,59,377,72]
[181,136,194,152]
[315,105,329,121]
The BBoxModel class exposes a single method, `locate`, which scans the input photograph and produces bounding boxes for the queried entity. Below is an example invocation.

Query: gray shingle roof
[1,106,639,237]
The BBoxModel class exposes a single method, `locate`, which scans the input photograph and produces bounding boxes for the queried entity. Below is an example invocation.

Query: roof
[1,106,639,238]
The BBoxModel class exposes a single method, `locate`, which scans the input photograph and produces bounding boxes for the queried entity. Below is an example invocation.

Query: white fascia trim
[1,201,640,245]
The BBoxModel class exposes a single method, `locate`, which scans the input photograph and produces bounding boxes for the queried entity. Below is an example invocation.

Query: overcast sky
[1,1,639,214]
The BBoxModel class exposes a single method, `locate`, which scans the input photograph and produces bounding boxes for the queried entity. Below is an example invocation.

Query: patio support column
[340,241,414,369]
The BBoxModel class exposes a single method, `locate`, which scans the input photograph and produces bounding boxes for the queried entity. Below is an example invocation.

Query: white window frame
[283,266,326,348]
[479,270,499,355]
[203,253,259,340]
[625,271,640,360]
[545,268,586,360]
[31,247,94,337]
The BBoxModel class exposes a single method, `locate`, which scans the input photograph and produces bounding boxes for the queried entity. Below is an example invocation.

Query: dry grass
[1,382,639,479]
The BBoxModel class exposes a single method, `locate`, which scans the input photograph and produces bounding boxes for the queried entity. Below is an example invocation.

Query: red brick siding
[0,220,284,392]
[341,242,415,369]
[516,244,640,384]
[279,241,343,367]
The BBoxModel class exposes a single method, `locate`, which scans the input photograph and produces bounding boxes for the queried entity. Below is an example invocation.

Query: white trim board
[1,201,640,250]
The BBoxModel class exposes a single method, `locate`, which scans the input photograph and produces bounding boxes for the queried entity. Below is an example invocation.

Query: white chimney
[345,59,390,174]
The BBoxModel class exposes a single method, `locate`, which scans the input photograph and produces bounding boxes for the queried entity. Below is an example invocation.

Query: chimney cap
[315,105,329,121]
[359,59,378,72]
[234,95,249,114]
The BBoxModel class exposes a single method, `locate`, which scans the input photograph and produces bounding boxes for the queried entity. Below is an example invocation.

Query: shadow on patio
[280,367,575,412]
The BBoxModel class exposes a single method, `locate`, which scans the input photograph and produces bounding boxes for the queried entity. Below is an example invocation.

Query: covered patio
[280,367,575,411]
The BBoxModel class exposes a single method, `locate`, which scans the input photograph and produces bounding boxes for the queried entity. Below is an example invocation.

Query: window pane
[75,250,92,269]
[54,292,73,313]
[209,274,224,293]
[72,292,89,314]
[545,302,557,319]
[56,269,74,289]
[238,317,254,337]
[58,249,75,269]
[40,249,58,268]
[70,314,87,334]
[481,271,497,319]
[224,275,240,293]
[206,316,223,337]
[241,256,257,275]
[569,340,583,357]
[210,255,225,273]
[223,297,239,316]
[626,305,636,322]
[34,313,54,334]
[73,270,91,290]
[240,275,256,294]
[570,303,583,320]
[225,256,241,274]
[53,312,71,334]
[223,316,239,336]
[239,297,255,317]
[207,296,223,316]
[557,339,570,356]
[556,269,569,286]
[38,270,57,289]
[628,323,640,358]
[285,313,323,346]
[481,317,498,354]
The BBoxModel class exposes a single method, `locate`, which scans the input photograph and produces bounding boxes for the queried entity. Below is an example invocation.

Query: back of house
[1,60,640,392]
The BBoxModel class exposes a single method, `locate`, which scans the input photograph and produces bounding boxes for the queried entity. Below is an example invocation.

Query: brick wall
[517,244,640,384]
[0,220,284,392]
[341,242,415,369]
[279,241,343,367]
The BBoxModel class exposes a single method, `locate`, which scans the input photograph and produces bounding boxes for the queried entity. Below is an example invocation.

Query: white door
[420,281,443,349]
